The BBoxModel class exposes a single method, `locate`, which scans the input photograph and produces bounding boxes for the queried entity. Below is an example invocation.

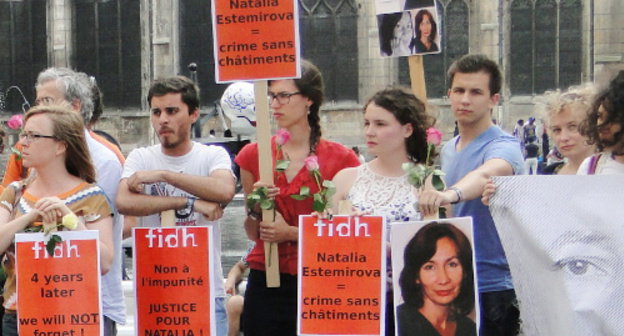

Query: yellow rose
[62,213,78,230]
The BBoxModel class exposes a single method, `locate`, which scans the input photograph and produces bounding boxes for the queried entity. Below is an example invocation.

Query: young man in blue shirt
[419,54,524,335]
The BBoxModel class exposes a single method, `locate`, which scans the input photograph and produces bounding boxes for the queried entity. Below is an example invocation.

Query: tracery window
[510,0,582,95]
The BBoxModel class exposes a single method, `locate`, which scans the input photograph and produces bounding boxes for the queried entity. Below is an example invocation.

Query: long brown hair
[25,105,96,183]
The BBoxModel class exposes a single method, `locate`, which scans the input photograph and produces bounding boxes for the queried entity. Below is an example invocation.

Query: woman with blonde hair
[536,84,596,174]
[0,105,114,334]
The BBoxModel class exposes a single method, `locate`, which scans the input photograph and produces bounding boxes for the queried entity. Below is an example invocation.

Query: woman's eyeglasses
[268,91,301,105]
[19,132,57,143]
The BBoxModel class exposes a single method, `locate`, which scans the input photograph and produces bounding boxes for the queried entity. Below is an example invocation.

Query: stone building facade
[0,0,622,152]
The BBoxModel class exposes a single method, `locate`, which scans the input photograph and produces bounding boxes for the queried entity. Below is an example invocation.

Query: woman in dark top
[411,9,439,53]
[397,222,476,336]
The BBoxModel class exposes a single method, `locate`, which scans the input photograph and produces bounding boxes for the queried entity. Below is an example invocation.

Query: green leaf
[322,180,335,189]
[431,174,445,191]
[290,195,308,200]
[299,186,311,197]
[24,226,43,233]
[260,199,274,210]
[275,159,290,172]
[433,169,445,176]
[46,235,63,256]
[313,195,326,213]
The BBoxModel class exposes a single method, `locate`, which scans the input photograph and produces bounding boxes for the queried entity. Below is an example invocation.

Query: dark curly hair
[364,87,434,164]
[581,70,624,155]
[399,222,474,318]
[147,76,200,114]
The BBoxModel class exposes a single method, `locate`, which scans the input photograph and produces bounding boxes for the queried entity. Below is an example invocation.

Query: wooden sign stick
[254,80,281,288]
[409,55,441,220]
[161,210,176,227]
[408,55,428,104]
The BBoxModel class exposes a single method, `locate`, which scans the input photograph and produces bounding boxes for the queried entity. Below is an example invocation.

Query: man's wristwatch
[175,197,196,218]
[448,187,463,204]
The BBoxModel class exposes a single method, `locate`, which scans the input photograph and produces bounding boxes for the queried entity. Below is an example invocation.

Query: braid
[294,59,325,154]
[308,110,322,154]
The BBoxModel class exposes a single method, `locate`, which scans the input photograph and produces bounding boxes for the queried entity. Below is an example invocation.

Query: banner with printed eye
[490,175,624,335]
[16,230,102,336]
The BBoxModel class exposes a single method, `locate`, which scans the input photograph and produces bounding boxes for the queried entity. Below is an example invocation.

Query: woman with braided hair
[234,60,360,336]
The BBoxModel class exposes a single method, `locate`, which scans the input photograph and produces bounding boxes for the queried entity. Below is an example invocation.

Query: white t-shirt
[122,142,233,296]
[577,152,624,175]
[85,130,126,324]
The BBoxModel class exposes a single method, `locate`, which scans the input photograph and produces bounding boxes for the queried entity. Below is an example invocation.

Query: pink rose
[7,114,23,130]
[304,155,320,171]
[275,129,291,146]
[426,127,443,146]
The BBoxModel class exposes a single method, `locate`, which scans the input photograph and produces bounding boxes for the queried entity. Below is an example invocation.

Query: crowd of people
[0,52,622,336]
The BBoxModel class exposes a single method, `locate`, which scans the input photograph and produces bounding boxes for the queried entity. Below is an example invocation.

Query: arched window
[510,0,582,95]
[300,0,359,102]
[0,0,47,112]
[74,0,142,108]
[559,0,582,89]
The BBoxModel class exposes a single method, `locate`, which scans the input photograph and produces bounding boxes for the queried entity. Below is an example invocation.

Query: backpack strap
[587,153,602,175]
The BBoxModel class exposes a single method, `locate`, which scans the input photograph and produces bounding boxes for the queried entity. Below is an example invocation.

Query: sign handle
[337,200,352,215]
[408,55,428,104]
[161,210,175,227]
[254,80,281,288]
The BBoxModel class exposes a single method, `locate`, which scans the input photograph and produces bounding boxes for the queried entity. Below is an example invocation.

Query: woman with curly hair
[332,87,435,335]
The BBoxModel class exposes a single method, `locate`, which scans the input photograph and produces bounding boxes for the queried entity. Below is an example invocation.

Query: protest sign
[133,226,215,336]
[16,230,102,336]
[211,0,300,82]
[490,175,624,335]
[390,218,478,336]
[298,215,385,335]
[375,0,441,57]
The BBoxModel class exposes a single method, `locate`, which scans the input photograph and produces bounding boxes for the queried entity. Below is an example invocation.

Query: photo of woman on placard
[411,9,439,53]
[378,11,415,57]
[397,222,476,336]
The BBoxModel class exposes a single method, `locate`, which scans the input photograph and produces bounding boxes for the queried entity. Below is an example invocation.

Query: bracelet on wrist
[448,186,463,204]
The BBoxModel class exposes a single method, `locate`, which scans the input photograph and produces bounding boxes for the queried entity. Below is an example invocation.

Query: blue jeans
[215,296,227,336]
[103,316,117,336]
[2,312,17,336]
[479,289,520,336]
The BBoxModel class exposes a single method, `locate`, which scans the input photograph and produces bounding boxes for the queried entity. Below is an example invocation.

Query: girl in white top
[332,87,434,336]
[333,87,433,221]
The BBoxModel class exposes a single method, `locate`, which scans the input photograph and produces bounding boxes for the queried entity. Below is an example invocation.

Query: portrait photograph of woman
[390,218,478,336]
[411,8,440,54]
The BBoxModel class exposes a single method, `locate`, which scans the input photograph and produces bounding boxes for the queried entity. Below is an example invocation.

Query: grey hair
[36,67,94,123]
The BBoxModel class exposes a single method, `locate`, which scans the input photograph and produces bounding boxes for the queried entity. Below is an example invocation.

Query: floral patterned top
[348,163,421,224]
